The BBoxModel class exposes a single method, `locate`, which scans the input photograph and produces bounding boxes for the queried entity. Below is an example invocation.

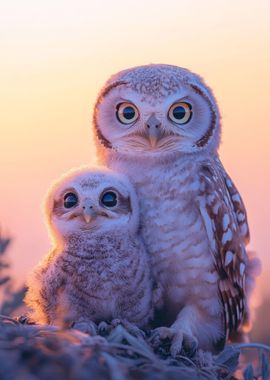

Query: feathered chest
[60,235,137,288]
[104,154,221,319]
[134,164,201,240]
[108,158,211,278]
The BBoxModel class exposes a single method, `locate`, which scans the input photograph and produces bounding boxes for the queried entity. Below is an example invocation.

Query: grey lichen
[0,317,240,380]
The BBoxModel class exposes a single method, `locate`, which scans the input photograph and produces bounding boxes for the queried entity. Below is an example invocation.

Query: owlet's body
[25,167,153,328]
[93,64,256,354]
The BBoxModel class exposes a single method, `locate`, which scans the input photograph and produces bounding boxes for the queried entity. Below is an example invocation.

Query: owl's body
[25,168,153,328]
[27,230,151,327]
[107,153,222,348]
[93,64,256,353]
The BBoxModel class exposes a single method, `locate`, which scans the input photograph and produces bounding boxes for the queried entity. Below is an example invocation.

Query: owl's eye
[116,102,139,124]
[63,192,78,208]
[101,191,117,208]
[168,102,192,124]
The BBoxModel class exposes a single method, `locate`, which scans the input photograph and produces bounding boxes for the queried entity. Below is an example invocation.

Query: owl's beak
[145,115,162,147]
[82,200,96,223]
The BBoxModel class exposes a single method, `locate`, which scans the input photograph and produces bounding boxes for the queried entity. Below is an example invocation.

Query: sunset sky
[0,0,269,304]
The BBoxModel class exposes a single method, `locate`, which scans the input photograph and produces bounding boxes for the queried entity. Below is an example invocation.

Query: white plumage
[25,167,153,328]
[93,64,256,354]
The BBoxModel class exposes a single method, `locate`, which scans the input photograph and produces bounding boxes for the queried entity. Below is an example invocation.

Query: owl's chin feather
[112,135,196,157]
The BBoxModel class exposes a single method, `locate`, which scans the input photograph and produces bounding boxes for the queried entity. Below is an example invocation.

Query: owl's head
[44,166,139,246]
[94,64,221,160]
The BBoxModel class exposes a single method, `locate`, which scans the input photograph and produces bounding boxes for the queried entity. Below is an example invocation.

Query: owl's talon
[111,318,145,339]
[182,333,198,355]
[150,326,173,342]
[171,330,198,357]
[149,326,174,349]
[111,318,121,327]
[150,326,198,357]
[170,331,184,358]
[98,321,111,335]
[17,315,35,325]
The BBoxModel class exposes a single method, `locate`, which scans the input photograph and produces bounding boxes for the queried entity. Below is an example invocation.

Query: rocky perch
[0,315,269,380]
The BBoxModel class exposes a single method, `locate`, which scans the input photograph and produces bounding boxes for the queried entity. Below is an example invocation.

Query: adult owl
[25,167,153,328]
[93,64,254,354]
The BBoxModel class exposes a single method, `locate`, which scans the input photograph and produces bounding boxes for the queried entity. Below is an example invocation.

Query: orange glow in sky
[0,1,269,301]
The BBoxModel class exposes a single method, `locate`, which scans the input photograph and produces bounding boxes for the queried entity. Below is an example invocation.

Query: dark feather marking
[215,157,250,245]
[190,85,217,148]
[93,81,128,149]
[93,119,112,149]
[53,187,78,217]
[100,187,132,215]
[199,163,248,339]
[72,286,108,301]
[53,198,64,217]
[98,80,128,100]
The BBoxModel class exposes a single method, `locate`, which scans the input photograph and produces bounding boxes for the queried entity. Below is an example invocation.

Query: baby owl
[25,167,153,328]
[93,64,255,354]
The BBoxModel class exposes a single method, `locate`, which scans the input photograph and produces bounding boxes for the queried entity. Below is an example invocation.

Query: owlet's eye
[116,102,139,124]
[168,102,192,124]
[63,192,78,208]
[101,191,117,208]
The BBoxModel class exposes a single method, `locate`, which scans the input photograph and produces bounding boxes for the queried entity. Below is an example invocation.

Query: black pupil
[173,106,186,120]
[101,192,117,207]
[64,193,78,208]
[123,106,135,120]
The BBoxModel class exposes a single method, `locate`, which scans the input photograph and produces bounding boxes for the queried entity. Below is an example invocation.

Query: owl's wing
[197,161,248,338]
[214,157,250,245]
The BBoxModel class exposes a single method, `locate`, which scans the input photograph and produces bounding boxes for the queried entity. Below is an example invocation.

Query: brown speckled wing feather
[198,162,248,339]
[214,157,250,245]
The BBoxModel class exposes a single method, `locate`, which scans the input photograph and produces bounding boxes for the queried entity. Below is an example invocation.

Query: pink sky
[0,1,269,305]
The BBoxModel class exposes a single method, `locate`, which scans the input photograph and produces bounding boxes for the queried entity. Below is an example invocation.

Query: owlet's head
[93,64,221,160]
[44,167,139,246]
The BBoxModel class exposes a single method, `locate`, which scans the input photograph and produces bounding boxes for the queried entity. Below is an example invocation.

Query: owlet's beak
[82,200,97,223]
[145,114,162,147]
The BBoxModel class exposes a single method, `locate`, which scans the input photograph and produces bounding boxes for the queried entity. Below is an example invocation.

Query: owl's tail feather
[229,251,261,343]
